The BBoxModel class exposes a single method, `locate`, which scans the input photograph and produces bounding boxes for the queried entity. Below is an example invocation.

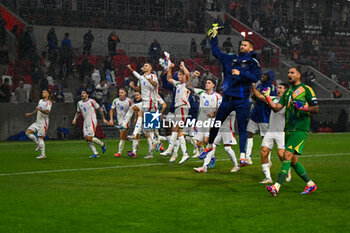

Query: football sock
[147,137,153,154]
[88,141,98,154]
[206,143,212,149]
[240,152,246,160]
[133,117,143,135]
[204,145,217,167]
[246,138,253,159]
[132,140,139,153]
[291,161,312,183]
[122,108,134,126]
[118,140,125,154]
[262,163,271,179]
[92,137,104,146]
[306,180,315,186]
[167,132,178,152]
[26,133,38,144]
[225,146,238,167]
[198,146,204,154]
[173,139,180,155]
[38,138,45,156]
[274,183,281,191]
[178,136,188,155]
[277,160,291,184]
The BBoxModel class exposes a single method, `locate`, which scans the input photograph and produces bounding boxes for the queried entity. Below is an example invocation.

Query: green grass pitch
[1,133,350,232]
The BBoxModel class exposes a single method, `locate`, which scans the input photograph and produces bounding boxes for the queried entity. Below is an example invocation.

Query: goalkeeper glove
[262,87,272,102]
[207,23,224,38]
[293,100,309,112]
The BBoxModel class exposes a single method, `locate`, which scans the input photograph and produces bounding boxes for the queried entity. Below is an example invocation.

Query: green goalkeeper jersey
[278,83,318,133]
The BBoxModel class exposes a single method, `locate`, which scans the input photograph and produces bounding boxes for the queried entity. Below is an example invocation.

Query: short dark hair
[206,78,216,86]
[243,39,254,48]
[279,82,289,90]
[81,89,88,94]
[119,87,127,92]
[290,66,302,75]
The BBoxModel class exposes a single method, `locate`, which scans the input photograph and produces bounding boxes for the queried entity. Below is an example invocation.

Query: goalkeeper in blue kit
[200,24,262,163]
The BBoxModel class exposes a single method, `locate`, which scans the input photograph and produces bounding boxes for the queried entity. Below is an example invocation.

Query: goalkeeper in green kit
[262,67,319,197]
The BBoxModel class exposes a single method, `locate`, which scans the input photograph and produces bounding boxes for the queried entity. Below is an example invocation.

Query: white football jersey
[111,97,132,123]
[77,98,100,126]
[36,99,52,127]
[194,88,222,122]
[133,71,158,103]
[267,96,285,133]
[173,80,190,108]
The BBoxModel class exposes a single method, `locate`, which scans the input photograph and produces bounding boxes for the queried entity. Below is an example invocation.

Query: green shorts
[285,131,308,155]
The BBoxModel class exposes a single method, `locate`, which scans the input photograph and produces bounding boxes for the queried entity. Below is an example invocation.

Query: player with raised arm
[126,63,159,159]
[263,67,319,197]
[160,62,191,164]
[109,88,132,157]
[252,82,291,184]
[245,70,275,165]
[72,90,108,158]
[194,110,239,173]
[25,89,53,159]
[192,77,221,157]
[200,24,262,162]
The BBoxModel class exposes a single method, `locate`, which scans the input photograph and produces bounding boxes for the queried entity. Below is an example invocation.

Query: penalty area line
[0,152,350,177]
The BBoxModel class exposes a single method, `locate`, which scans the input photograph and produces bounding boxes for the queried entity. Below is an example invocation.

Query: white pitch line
[0,152,350,177]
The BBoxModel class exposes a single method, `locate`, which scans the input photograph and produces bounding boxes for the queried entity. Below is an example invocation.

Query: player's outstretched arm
[127,64,142,80]
[72,112,80,124]
[109,108,114,125]
[167,63,176,85]
[36,106,50,115]
[251,83,267,103]
[97,107,109,125]
[25,109,37,117]
[262,87,284,112]
[180,61,190,82]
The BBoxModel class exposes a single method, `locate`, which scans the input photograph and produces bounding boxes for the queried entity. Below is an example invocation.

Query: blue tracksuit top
[250,70,276,123]
[211,37,262,98]
[161,72,199,119]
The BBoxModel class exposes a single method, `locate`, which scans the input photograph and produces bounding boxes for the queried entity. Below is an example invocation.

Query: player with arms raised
[263,67,319,197]
[25,89,53,159]
[72,90,108,158]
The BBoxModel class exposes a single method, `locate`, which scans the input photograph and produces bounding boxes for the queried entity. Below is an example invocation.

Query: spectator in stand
[47,27,57,46]
[59,63,68,81]
[95,79,109,108]
[149,39,162,67]
[190,38,197,57]
[341,3,349,27]
[200,36,210,58]
[0,11,6,45]
[252,16,261,32]
[303,36,313,57]
[15,81,26,103]
[292,47,299,61]
[107,31,120,56]
[83,29,94,56]
[223,18,232,35]
[312,36,320,56]
[20,26,35,60]
[54,84,64,103]
[222,37,233,53]
[0,78,11,102]
[91,67,101,86]
[328,49,335,62]
[333,86,342,99]
[61,33,71,49]
[29,84,41,103]
[31,67,42,86]
[40,73,49,92]
[0,44,9,75]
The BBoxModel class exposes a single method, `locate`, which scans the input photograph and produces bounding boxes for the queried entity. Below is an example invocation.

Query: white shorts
[133,102,142,111]
[261,132,285,149]
[214,130,237,145]
[183,124,196,137]
[194,131,209,142]
[247,119,268,136]
[83,122,97,137]
[27,123,47,137]
[142,101,157,112]
[174,106,189,127]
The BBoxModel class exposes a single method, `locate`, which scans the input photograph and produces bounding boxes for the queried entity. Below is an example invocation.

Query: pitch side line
[0,152,350,176]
